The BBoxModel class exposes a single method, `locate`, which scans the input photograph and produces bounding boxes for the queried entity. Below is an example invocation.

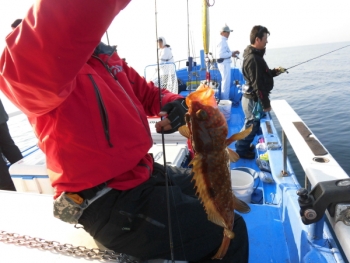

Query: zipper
[91,55,153,145]
[88,74,113,147]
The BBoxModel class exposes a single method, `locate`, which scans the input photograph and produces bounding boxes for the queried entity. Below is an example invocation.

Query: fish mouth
[186,85,217,112]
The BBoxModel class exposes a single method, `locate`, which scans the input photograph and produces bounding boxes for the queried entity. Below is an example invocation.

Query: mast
[202,0,211,82]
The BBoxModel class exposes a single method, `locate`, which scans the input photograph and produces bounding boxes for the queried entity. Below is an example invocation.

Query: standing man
[235,25,281,159]
[0,99,23,190]
[217,24,240,100]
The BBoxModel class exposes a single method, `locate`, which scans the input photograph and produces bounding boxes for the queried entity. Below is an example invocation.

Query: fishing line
[284,44,350,73]
[154,1,175,262]
[187,0,190,59]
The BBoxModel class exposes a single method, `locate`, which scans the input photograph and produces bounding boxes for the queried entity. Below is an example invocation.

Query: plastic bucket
[230,168,255,203]
[218,100,232,121]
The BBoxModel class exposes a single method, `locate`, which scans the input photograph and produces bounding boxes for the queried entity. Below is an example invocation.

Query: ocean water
[264,41,350,182]
[4,41,350,183]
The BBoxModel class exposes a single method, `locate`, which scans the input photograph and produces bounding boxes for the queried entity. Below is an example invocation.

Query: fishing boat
[1,1,350,263]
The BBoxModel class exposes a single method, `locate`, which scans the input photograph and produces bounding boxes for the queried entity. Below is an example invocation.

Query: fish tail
[212,233,233,259]
[234,197,251,213]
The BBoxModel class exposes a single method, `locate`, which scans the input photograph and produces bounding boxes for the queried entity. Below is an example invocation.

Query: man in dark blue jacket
[235,25,281,159]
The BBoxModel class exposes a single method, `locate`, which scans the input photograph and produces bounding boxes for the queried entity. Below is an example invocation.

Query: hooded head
[157,36,170,48]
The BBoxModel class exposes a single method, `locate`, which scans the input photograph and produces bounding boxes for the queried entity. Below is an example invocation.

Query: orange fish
[179,84,252,259]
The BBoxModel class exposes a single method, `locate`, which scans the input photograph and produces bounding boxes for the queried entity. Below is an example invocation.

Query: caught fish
[178,84,252,259]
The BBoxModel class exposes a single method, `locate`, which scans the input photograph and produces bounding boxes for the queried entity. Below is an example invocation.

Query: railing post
[281,129,288,176]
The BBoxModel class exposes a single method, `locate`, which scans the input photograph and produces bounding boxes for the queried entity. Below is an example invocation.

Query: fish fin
[207,209,226,228]
[191,155,227,229]
[178,125,190,139]
[212,235,231,259]
[227,148,240,162]
[226,125,253,145]
[234,197,251,213]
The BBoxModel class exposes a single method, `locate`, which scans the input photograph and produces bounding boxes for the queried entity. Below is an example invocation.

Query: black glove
[160,98,188,134]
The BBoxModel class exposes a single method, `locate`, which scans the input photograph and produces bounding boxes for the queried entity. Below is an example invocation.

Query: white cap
[220,24,233,33]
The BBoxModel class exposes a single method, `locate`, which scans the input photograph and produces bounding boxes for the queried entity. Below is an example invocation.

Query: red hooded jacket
[0,0,183,198]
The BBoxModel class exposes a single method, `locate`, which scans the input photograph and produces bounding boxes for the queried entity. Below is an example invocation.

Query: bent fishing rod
[280,44,350,73]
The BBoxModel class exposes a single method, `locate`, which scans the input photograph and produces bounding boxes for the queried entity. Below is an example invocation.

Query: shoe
[238,151,255,160]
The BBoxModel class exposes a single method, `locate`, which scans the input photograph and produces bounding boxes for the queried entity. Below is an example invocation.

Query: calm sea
[265,41,350,182]
[5,41,350,183]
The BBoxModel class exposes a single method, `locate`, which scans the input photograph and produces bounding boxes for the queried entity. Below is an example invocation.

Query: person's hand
[232,50,240,58]
[263,107,271,112]
[275,67,287,75]
[155,98,188,134]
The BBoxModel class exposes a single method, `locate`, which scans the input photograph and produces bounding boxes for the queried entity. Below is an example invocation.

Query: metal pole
[308,217,325,244]
[281,130,288,176]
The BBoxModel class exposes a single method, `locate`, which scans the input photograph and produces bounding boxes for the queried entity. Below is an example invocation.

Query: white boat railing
[271,99,350,261]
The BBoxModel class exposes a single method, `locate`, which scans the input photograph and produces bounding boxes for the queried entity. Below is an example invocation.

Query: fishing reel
[297,179,350,225]
[277,67,288,74]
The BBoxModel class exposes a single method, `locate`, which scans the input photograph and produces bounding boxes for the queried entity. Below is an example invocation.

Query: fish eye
[196,109,208,120]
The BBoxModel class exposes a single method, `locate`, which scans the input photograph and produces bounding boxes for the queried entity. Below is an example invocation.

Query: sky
[1,0,350,111]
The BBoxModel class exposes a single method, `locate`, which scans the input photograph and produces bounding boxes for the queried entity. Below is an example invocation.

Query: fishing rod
[154,1,175,262]
[281,44,350,74]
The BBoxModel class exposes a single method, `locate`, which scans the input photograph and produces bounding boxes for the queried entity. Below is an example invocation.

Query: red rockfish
[179,84,251,259]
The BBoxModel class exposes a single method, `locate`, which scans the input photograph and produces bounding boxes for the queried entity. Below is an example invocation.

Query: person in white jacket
[217,25,240,100]
[157,36,174,63]
[155,37,178,93]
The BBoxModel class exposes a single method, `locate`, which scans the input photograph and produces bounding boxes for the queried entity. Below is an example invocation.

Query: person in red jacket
[0,1,249,262]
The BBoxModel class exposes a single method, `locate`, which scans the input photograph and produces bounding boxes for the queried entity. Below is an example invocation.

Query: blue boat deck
[227,102,290,262]
[241,205,290,263]
[177,66,348,263]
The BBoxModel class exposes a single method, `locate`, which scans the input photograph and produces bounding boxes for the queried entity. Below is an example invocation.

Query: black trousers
[78,164,249,263]
[0,122,23,191]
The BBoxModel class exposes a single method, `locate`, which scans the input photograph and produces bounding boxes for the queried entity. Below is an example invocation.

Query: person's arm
[217,40,232,59]
[0,0,131,117]
[109,52,182,115]
[124,62,185,133]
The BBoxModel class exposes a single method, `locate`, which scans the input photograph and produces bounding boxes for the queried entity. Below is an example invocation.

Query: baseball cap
[221,25,233,33]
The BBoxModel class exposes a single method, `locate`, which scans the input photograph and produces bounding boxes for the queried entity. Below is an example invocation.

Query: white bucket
[218,100,232,121]
[231,169,254,203]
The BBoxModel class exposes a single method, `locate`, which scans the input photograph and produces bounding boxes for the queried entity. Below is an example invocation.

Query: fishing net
[145,63,178,94]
